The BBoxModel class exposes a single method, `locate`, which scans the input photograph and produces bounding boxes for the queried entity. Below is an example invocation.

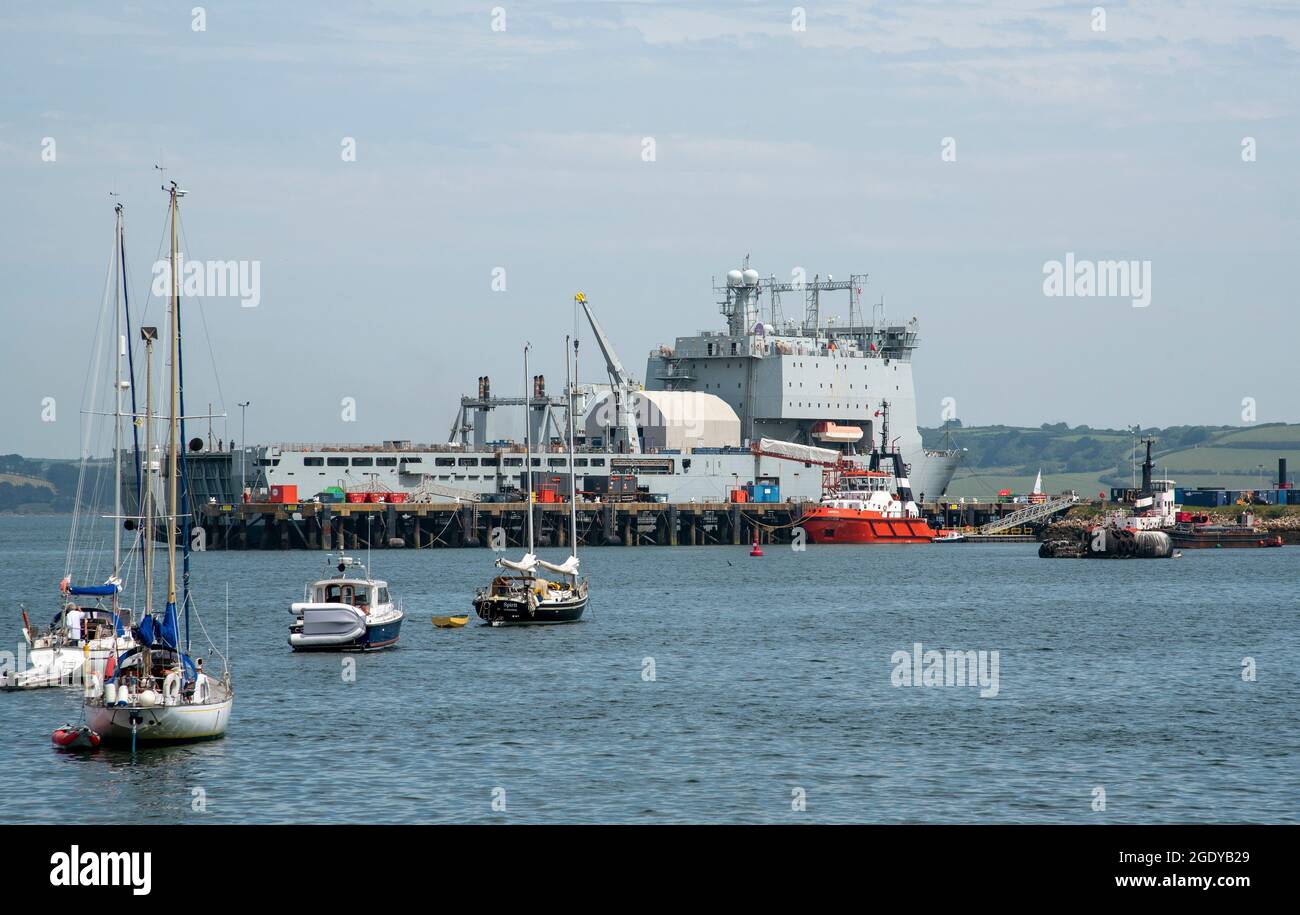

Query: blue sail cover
[135,602,179,650]
[159,601,179,649]
[68,583,119,597]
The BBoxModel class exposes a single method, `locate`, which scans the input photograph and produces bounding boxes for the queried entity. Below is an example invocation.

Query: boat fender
[84,671,103,700]
[138,688,159,708]
[163,671,182,705]
[104,681,117,705]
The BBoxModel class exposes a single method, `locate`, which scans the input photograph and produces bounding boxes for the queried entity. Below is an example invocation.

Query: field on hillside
[927,422,1300,499]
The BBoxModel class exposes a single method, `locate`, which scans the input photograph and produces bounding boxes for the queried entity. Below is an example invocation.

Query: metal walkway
[978,494,1080,534]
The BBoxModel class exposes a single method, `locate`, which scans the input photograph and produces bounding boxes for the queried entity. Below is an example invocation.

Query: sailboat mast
[165,183,180,610]
[523,343,535,554]
[566,332,578,558]
[141,328,156,615]
[112,204,124,596]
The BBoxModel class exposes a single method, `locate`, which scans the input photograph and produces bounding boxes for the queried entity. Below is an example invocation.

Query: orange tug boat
[755,400,935,544]
[800,468,934,543]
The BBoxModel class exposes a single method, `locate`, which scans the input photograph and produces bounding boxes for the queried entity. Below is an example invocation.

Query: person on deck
[64,604,84,645]
[193,658,209,703]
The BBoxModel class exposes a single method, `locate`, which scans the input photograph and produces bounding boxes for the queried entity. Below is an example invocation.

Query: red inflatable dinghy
[51,724,101,751]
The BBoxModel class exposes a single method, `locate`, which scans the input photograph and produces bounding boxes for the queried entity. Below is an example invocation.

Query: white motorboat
[289,555,405,651]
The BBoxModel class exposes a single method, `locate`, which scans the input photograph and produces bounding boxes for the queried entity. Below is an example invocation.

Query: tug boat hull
[801,508,934,544]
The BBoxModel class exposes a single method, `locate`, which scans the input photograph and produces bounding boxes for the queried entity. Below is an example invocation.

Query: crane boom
[579,295,631,388]
[576,293,641,454]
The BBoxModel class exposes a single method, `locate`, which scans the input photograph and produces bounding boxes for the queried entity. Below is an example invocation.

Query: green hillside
[922,422,1298,500]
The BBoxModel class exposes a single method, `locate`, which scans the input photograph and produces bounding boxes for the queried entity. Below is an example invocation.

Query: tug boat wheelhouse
[289,555,405,651]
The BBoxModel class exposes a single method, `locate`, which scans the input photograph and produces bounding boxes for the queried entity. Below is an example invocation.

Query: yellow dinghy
[432,614,469,629]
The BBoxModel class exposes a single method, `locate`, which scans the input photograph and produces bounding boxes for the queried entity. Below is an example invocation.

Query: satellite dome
[726,269,744,287]
[742,268,759,286]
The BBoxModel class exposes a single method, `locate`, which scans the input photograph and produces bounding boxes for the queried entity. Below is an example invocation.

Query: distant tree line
[0,454,104,513]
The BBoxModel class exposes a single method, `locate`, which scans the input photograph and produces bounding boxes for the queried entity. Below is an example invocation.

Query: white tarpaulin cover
[756,438,839,465]
[536,555,580,576]
[496,553,537,573]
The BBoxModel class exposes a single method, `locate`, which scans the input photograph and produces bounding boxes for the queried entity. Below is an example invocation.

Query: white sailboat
[2,204,137,691]
[473,330,589,625]
[83,180,233,744]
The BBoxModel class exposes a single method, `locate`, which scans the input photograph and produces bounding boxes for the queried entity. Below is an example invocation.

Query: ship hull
[1169,530,1283,549]
[801,511,933,544]
[85,696,233,744]
[473,594,587,626]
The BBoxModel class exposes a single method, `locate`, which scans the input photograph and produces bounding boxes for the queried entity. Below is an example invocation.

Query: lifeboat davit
[810,421,863,443]
[51,724,101,751]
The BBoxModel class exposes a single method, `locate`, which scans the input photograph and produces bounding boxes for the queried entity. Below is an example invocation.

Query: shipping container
[268,484,298,504]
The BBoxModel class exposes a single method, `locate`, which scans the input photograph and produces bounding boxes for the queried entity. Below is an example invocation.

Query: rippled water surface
[1,515,1295,823]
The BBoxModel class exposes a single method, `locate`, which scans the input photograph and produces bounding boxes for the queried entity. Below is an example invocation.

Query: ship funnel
[1280,458,1288,488]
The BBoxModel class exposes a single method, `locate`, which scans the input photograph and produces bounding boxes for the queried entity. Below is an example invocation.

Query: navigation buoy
[750,533,763,557]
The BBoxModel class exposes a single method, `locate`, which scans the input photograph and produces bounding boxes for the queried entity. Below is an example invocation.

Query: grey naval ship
[248,263,959,506]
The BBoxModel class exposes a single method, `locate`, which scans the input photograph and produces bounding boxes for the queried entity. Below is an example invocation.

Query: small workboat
[1168,511,1283,549]
[932,530,965,543]
[289,554,404,651]
[432,615,469,628]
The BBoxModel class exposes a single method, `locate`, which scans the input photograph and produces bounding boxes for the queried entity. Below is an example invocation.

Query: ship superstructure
[647,263,955,499]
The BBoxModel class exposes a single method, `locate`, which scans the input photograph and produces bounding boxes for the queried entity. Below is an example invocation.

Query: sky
[2,0,1297,458]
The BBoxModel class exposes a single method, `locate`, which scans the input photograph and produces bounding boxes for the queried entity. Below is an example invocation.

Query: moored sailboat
[83,180,233,744]
[3,204,138,691]
[473,331,589,625]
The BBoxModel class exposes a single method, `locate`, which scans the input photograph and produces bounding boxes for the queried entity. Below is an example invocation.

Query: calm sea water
[0,514,1295,824]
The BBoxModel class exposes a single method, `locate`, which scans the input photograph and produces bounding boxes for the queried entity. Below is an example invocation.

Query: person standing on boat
[193,658,209,704]
[64,604,84,646]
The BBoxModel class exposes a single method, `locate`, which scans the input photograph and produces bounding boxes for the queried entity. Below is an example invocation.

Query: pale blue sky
[2,1,1298,457]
